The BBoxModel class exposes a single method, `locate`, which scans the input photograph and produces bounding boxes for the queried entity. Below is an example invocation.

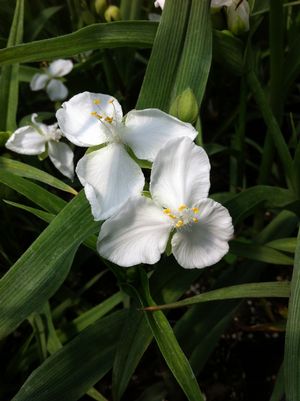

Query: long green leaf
[0,156,77,194]
[0,191,99,339]
[172,0,212,106]
[0,21,157,65]
[12,311,125,401]
[284,227,300,400]
[144,282,290,311]
[137,0,191,110]
[0,0,24,131]
[139,271,205,401]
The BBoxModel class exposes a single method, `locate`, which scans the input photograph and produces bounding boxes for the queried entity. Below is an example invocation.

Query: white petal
[226,0,250,34]
[211,0,232,7]
[30,73,49,91]
[98,196,172,267]
[172,198,234,269]
[5,126,46,155]
[48,141,74,180]
[123,109,197,162]
[47,59,73,77]
[150,137,210,210]
[154,0,165,9]
[46,79,68,101]
[76,143,145,221]
[56,92,122,147]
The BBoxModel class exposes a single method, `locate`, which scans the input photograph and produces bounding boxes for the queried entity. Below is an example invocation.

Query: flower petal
[172,198,234,269]
[211,0,232,7]
[122,108,197,161]
[47,59,73,77]
[5,126,46,155]
[150,137,210,210]
[30,73,49,91]
[56,92,122,147]
[48,141,74,180]
[46,79,68,101]
[154,0,165,9]
[76,143,145,220]
[98,196,172,267]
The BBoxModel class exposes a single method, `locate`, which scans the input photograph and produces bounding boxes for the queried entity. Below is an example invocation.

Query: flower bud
[95,0,107,15]
[169,88,199,124]
[104,5,121,22]
[226,0,250,35]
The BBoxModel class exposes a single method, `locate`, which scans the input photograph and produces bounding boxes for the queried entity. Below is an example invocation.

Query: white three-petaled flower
[5,114,74,180]
[211,0,250,34]
[30,59,73,101]
[56,92,197,220]
[98,137,234,269]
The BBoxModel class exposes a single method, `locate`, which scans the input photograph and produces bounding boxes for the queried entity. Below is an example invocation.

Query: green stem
[258,0,284,186]
[247,70,295,193]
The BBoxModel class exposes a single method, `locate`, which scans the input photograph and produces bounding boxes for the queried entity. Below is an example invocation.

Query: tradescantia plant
[0,0,300,401]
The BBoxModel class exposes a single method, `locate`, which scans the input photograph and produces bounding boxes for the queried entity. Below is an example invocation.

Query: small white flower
[98,137,234,269]
[226,0,250,35]
[5,114,74,180]
[56,92,197,221]
[154,0,165,9]
[30,59,73,101]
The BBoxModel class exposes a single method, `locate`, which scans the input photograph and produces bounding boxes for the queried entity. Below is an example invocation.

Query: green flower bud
[95,0,107,15]
[104,5,121,22]
[226,0,250,35]
[169,88,199,124]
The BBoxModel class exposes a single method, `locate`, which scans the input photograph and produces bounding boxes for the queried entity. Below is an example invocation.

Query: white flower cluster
[6,89,234,270]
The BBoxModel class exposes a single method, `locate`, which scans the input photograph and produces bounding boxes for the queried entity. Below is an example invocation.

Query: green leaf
[266,238,297,253]
[0,156,77,194]
[213,29,244,76]
[221,185,297,224]
[229,240,294,265]
[172,0,212,106]
[137,0,191,110]
[0,191,99,339]
[269,364,284,401]
[112,260,201,400]
[12,311,125,401]
[28,5,63,41]
[0,170,66,213]
[284,227,300,400]
[0,0,24,131]
[0,21,157,65]
[143,281,290,311]
[139,270,205,401]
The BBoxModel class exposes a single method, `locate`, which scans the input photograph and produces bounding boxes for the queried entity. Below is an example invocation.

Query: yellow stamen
[192,207,199,214]
[169,214,176,219]
[105,116,113,124]
[90,111,97,116]
[93,99,101,105]
[192,217,199,223]
[163,208,171,214]
[108,99,114,104]
[178,204,187,211]
[175,220,184,228]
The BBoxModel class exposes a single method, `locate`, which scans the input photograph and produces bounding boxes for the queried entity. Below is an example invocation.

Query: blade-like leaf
[284,227,300,400]
[0,21,157,65]
[139,270,205,401]
[0,156,77,194]
[143,282,290,311]
[0,190,99,339]
[0,0,24,131]
[12,311,125,401]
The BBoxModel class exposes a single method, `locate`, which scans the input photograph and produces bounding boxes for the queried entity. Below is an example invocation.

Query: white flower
[98,137,234,269]
[226,0,250,34]
[154,0,165,9]
[210,0,233,8]
[30,59,73,101]
[56,92,197,221]
[5,114,74,180]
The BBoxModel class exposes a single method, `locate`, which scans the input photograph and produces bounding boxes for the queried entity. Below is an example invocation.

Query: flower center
[90,98,122,143]
[163,204,199,229]
[47,124,62,142]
